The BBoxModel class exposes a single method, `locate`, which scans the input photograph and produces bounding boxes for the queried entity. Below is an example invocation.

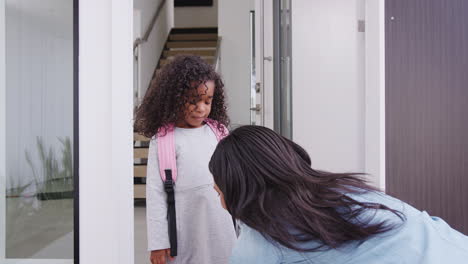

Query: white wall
[218,0,254,128]
[292,0,366,173]
[174,0,217,28]
[134,0,174,102]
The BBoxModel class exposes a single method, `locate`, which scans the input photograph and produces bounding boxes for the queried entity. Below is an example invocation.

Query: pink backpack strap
[157,124,178,182]
[156,124,178,257]
[205,118,229,141]
[156,120,227,183]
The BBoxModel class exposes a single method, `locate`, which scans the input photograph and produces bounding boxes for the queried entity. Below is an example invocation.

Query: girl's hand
[150,249,174,264]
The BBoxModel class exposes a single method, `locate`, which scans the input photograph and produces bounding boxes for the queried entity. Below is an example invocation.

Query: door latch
[250,104,261,112]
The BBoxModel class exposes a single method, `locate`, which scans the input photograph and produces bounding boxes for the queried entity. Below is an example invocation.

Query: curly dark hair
[134,55,229,138]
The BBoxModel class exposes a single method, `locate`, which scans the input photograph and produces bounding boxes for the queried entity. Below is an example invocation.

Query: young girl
[209,125,468,264]
[135,55,236,264]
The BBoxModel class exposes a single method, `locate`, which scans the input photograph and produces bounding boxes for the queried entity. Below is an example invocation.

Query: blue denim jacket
[230,192,468,264]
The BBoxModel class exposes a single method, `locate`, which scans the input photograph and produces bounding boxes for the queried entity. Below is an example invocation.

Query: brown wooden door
[386,0,468,234]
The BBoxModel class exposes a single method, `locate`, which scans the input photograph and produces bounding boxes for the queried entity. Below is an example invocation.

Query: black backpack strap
[164,169,178,257]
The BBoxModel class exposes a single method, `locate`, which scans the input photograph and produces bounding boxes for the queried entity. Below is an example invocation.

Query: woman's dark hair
[134,55,229,138]
[209,125,404,252]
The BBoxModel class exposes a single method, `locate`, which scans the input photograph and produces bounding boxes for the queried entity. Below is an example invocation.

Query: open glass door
[249,10,262,125]
[0,0,77,263]
[273,0,292,138]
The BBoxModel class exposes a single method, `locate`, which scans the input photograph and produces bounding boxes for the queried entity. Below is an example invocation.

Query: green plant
[6,181,33,198]
[24,136,73,200]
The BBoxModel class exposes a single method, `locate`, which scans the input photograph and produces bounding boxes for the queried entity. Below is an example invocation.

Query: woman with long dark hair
[209,125,468,264]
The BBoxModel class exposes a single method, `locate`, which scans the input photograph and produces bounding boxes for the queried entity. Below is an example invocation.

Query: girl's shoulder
[205,118,226,130]
[204,118,229,138]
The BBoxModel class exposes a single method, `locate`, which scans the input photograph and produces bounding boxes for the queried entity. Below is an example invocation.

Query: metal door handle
[250,104,261,112]
[255,82,261,93]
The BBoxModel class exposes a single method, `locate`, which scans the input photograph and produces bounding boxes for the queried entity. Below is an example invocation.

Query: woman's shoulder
[230,223,282,264]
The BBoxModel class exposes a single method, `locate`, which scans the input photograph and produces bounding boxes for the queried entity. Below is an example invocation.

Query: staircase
[155,27,219,76]
[134,133,149,199]
[133,27,220,200]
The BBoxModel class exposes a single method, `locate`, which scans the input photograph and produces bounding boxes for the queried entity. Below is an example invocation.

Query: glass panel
[279,0,292,138]
[250,10,257,125]
[2,0,75,260]
[273,0,292,138]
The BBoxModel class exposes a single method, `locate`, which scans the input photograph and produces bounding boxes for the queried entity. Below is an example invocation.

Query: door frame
[78,0,134,263]
[364,0,386,190]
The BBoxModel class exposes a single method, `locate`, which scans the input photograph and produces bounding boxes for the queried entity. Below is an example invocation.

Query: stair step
[134,159,147,165]
[134,132,150,142]
[166,41,217,49]
[171,27,218,34]
[134,147,149,159]
[163,49,216,57]
[169,33,217,41]
[134,165,147,177]
[134,184,146,199]
[165,55,215,61]
[160,57,215,66]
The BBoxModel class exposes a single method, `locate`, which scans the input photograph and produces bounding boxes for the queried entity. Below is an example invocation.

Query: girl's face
[213,184,227,210]
[176,80,215,128]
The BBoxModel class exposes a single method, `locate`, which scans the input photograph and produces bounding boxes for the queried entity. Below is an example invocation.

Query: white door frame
[79,0,134,263]
[364,0,385,190]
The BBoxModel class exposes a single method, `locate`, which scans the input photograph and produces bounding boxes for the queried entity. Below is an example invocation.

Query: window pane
[4,0,75,259]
